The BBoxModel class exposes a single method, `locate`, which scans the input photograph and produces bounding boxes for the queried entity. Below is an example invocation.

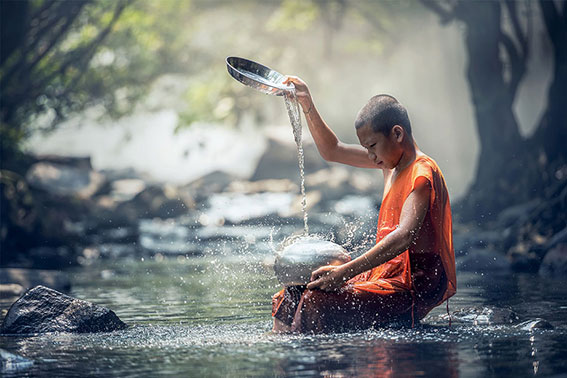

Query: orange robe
[272,154,457,332]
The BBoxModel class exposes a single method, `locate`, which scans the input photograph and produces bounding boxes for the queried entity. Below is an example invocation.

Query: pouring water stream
[283,89,309,236]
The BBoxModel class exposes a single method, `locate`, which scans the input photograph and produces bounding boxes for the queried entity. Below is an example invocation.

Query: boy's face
[356,123,404,170]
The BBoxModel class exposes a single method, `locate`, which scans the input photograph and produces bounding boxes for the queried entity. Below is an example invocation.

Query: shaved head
[354,95,412,136]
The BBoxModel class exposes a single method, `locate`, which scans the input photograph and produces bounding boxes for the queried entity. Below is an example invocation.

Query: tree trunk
[455,1,535,219]
[530,0,567,180]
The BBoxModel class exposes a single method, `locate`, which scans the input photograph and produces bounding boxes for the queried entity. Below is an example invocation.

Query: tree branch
[539,0,562,48]
[504,0,528,57]
[25,1,86,61]
[28,0,130,101]
[1,2,86,89]
[25,4,85,79]
[419,0,455,24]
[500,31,526,99]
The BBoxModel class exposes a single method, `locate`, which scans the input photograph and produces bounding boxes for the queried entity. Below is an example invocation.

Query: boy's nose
[368,152,377,161]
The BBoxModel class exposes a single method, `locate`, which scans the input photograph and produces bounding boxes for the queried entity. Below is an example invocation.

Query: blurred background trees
[422,0,566,221]
[0,0,196,167]
[1,0,565,233]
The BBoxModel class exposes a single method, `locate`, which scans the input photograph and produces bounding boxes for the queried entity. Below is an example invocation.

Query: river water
[2,253,567,377]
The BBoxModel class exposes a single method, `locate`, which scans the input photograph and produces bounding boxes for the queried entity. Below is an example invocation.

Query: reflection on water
[1,256,567,377]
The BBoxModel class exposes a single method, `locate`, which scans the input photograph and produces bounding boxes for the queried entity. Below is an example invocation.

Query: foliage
[0,0,195,163]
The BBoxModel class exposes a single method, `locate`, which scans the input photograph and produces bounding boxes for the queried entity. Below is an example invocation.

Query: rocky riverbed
[1,142,566,311]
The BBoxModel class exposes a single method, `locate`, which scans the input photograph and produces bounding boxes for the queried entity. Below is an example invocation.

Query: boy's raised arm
[283,76,377,169]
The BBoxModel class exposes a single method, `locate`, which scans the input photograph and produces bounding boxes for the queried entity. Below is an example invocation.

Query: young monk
[272,76,457,333]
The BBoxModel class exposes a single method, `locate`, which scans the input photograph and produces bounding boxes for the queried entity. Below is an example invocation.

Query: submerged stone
[274,237,351,286]
[0,349,33,373]
[1,286,127,335]
[449,306,519,325]
[515,318,554,331]
[539,243,567,277]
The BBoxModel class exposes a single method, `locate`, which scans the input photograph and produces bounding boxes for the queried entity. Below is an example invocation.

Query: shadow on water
[2,254,567,377]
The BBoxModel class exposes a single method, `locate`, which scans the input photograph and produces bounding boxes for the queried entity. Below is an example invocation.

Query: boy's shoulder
[408,153,448,192]
[411,153,438,174]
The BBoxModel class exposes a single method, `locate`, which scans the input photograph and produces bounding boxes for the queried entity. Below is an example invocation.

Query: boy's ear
[392,125,404,142]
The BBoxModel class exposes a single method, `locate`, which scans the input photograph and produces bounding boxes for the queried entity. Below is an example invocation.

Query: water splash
[283,89,308,235]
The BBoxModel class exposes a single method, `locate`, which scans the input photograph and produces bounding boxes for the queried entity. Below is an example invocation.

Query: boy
[272,76,457,333]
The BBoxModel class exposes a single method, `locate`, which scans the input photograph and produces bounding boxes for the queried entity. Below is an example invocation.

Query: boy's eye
[369,143,376,148]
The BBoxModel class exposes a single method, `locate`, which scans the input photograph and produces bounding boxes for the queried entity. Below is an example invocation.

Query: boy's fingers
[306,279,320,290]
[310,267,323,281]
[283,75,301,85]
[310,265,333,281]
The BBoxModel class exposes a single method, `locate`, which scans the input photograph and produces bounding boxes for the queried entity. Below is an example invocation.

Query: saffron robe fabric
[272,154,457,333]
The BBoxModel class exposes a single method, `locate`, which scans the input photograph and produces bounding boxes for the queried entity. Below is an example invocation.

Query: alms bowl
[226,56,293,96]
[274,237,351,286]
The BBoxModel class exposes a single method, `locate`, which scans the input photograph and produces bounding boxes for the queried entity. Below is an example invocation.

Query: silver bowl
[274,237,351,286]
[226,56,293,96]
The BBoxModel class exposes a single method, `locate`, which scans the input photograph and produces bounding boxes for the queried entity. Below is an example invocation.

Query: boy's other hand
[307,265,345,292]
[282,76,313,113]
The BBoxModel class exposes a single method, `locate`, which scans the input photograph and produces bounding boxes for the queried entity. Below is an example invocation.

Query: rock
[0,268,71,293]
[185,171,238,199]
[251,137,328,181]
[515,318,554,331]
[33,154,92,169]
[0,284,24,298]
[544,227,567,250]
[99,167,146,182]
[0,349,34,373]
[498,199,541,228]
[115,184,193,221]
[449,306,519,325]
[1,286,127,334]
[539,243,567,277]
[508,245,542,273]
[26,162,105,199]
[109,179,146,202]
[456,248,511,273]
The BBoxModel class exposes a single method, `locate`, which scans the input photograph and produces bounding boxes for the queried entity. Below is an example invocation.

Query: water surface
[2,255,566,377]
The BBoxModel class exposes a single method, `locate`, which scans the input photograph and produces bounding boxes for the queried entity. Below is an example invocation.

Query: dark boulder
[115,185,193,222]
[515,318,554,331]
[184,170,237,200]
[251,137,328,181]
[26,162,105,199]
[1,286,127,334]
[449,306,519,325]
[32,154,93,170]
[539,243,567,277]
[0,349,34,373]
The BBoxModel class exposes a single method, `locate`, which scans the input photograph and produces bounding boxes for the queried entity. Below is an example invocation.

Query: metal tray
[226,56,292,96]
